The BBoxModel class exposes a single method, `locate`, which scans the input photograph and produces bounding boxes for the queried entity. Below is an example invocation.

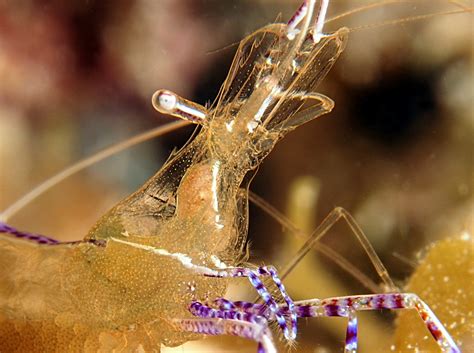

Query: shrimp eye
[152,90,177,113]
[151,89,207,124]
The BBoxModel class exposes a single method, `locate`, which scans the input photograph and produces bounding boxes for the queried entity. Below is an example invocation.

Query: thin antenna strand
[0,120,190,222]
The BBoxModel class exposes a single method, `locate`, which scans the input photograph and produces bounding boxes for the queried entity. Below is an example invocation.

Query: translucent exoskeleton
[0,0,466,352]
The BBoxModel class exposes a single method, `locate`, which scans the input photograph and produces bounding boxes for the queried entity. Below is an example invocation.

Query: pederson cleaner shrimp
[0,0,468,352]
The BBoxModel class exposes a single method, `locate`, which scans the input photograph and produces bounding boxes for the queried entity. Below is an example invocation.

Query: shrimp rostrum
[0,0,461,352]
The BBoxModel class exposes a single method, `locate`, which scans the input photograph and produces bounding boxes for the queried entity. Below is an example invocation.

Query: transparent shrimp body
[0,4,347,352]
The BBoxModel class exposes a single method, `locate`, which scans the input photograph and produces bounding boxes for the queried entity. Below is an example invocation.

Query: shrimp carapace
[86,26,348,262]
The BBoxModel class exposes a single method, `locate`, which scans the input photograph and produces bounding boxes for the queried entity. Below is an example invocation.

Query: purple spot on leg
[297,305,313,317]
[325,304,341,317]
[393,294,404,309]
[345,314,358,351]
[376,295,385,309]
[242,301,253,310]
[346,320,357,344]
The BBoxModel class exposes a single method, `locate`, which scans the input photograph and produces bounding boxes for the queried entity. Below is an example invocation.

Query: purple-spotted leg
[0,221,105,246]
[287,0,330,43]
[204,265,297,341]
[213,298,268,317]
[188,301,275,353]
[197,298,359,351]
[345,309,358,352]
[312,293,460,352]
[189,301,266,326]
[172,317,276,353]
[0,221,59,245]
[202,293,460,353]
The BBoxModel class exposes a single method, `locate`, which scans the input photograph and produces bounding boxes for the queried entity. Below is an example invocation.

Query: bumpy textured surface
[394,235,473,351]
[0,225,227,352]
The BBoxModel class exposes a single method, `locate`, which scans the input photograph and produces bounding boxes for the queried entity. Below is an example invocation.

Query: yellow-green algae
[394,234,473,351]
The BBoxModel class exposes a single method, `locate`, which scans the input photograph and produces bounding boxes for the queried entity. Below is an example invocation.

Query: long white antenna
[313,0,330,42]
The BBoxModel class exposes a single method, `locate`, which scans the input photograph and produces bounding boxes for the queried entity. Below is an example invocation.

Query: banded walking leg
[191,298,358,351]
[173,317,276,353]
[296,293,460,353]
[0,221,59,245]
[205,293,459,353]
[287,0,330,43]
[203,265,297,340]
[345,309,358,353]
[210,298,359,352]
